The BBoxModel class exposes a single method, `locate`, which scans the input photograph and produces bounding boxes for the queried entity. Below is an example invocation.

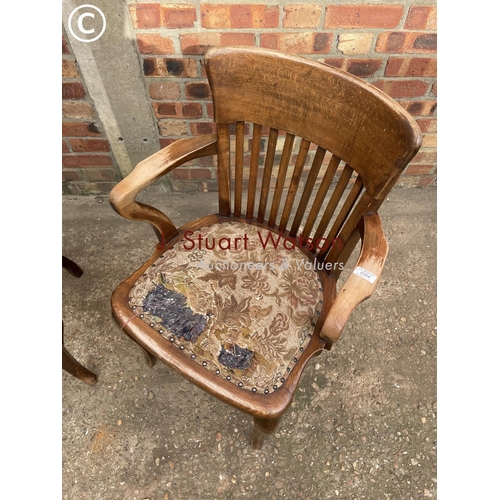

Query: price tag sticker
[353,266,377,283]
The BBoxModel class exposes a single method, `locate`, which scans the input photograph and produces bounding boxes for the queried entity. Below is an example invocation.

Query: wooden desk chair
[109,47,421,449]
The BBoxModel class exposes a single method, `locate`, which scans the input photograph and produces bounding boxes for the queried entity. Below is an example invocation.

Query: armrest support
[320,212,388,349]
[109,134,217,211]
[108,134,218,246]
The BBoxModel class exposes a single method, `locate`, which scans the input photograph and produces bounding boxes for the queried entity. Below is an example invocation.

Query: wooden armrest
[108,134,217,246]
[320,212,388,349]
[109,134,218,211]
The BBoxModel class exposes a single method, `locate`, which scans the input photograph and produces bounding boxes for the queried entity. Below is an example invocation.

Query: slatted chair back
[206,47,422,275]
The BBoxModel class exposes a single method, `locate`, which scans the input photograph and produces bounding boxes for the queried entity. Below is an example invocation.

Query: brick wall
[62,31,121,195]
[63,2,436,194]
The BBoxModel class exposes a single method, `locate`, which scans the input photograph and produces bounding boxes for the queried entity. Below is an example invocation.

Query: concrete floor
[62,186,436,499]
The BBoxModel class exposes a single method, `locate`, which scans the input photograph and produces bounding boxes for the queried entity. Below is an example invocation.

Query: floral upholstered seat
[128,222,323,394]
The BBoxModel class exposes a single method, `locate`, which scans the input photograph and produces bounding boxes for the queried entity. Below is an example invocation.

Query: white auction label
[353,266,377,283]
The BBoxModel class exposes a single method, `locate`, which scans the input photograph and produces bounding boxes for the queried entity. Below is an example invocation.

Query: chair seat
[128,221,323,394]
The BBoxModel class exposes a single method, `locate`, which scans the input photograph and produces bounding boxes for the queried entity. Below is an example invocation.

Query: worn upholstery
[129,222,323,393]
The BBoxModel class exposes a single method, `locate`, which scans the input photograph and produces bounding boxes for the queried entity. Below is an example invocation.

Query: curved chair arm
[320,212,388,349]
[109,134,218,245]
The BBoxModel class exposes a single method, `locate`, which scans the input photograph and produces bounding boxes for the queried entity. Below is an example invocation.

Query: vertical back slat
[234,121,245,218]
[269,133,295,227]
[317,176,364,260]
[301,153,341,240]
[325,190,375,266]
[313,165,353,243]
[289,146,326,237]
[257,128,279,223]
[278,139,310,231]
[217,123,231,216]
[246,123,262,219]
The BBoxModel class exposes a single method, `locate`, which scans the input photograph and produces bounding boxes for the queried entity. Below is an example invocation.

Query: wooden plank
[301,153,341,240]
[257,128,278,223]
[269,133,295,227]
[234,121,245,218]
[278,138,310,231]
[246,123,262,219]
[217,123,231,216]
[289,146,326,237]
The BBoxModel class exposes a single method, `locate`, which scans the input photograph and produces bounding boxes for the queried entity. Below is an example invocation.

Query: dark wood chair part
[62,256,97,385]
[108,47,421,448]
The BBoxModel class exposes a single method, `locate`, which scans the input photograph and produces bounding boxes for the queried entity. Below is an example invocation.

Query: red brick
[324,58,382,77]
[62,154,112,167]
[190,122,217,134]
[416,118,437,133]
[206,102,214,119]
[385,57,437,77]
[397,100,437,116]
[180,33,221,55]
[171,168,212,180]
[404,6,437,30]
[81,168,116,181]
[185,82,211,100]
[137,34,174,55]
[62,122,101,137]
[69,139,111,152]
[417,175,436,187]
[200,4,230,28]
[149,82,181,100]
[182,103,203,118]
[376,32,437,53]
[62,170,80,182]
[431,81,437,96]
[261,32,332,54]
[372,79,429,98]
[62,59,79,78]
[153,102,178,118]
[161,5,196,28]
[62,102,93,119]
[413,150,437,163]
[201,4,278,28]
[129,4,161,29]
[230,5,278,28]
[405,164,434,175]
[62,139,70,153]
[62,82,85,100]
[325,5,403,29]
[220,32,255,46]
[283,4,322,28]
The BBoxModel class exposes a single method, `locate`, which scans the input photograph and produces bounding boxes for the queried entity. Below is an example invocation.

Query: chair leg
[62,344,97,385]
[251,415,282,450]
[62,256,83,277]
